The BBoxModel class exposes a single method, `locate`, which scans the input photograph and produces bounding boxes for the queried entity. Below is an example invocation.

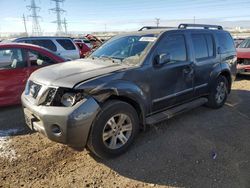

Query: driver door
[151,33,195,112]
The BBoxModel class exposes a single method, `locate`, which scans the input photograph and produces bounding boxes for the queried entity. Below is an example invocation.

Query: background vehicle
[0,43,65,107]
[22,24,236,158]
[14,37,80,60]
[234,37,245,47]
[73,38,92,48]
[236,38,250,75]
[74,41,91,58]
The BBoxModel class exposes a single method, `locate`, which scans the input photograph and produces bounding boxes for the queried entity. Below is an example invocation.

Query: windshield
[238,39,250,48]
[91,34,157,64]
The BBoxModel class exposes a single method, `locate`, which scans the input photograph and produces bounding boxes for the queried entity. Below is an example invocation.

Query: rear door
[0,47,29,106]
[191,32,218,96]
[151,32,194,112]
[55,39,80,60]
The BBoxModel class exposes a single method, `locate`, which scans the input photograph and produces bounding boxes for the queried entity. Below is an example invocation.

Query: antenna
[50,0,66,35]
[27,0,42,36]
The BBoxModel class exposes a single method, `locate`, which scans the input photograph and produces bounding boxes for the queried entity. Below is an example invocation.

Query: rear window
[217,33,235,53]
[56,39,76,50]
[26,39,57,52]
[238,39,250,48]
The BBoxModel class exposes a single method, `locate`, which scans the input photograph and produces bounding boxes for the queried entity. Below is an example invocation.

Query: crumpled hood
[237,48,250,59]
[30,58,127,88]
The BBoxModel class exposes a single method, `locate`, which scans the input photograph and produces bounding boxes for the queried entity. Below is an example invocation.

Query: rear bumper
[21,93,100,147]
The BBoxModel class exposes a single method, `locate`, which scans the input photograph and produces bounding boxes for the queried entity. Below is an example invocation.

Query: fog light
[51,124,62,136]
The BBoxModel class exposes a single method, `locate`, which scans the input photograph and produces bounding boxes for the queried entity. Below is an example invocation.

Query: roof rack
[138,26,174,31]
[178,23,223,30]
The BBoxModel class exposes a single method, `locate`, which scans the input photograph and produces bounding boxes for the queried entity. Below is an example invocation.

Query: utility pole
[27,0,42,36]
[63,18,68,35]
[193,16,196,24]
[22,14,28,36]
[155,18,160,27]
[50,0,66,35]
[105,24,107,32]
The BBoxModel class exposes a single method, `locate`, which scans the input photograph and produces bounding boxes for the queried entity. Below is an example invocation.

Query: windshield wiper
[99,55,122,63]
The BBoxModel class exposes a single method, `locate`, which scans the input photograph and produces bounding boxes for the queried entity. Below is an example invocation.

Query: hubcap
[215,82,226,104]
[102,113,132,150]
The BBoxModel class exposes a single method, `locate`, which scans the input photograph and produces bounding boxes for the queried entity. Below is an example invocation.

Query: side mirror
[154,53,171,66]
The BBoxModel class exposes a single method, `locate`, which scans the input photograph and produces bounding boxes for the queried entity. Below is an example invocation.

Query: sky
[0,0,250,33]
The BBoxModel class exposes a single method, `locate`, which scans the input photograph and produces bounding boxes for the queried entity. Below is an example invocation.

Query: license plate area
[23,108,40,130]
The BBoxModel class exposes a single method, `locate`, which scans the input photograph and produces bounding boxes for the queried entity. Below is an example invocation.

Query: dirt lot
[0,76,250,188]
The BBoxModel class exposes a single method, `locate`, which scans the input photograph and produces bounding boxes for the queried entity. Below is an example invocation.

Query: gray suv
[22,24,237,158]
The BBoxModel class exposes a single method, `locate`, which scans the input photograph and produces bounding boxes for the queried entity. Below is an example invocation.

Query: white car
[14,37,80,60]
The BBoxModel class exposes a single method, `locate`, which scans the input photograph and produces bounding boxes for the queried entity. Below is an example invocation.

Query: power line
[155,18,160,27]
[22,14,28,36]
[63,18,68,35]
[26,0,42,36]
[50,0,66,35]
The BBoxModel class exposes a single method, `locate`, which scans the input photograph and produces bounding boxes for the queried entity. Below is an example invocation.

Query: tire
[206,75,229,109]
[87,100,139,159]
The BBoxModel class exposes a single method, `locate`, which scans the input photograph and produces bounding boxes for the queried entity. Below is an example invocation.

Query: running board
[146,97,208,125]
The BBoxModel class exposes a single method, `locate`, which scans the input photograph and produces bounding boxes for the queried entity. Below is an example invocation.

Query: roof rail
[138,26,174,31]
[178,23,223,30]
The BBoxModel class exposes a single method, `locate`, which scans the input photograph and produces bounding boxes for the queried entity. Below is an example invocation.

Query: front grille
[28,81,42,99]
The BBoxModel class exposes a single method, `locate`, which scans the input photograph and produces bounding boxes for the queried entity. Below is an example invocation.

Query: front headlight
[61,92,84,107]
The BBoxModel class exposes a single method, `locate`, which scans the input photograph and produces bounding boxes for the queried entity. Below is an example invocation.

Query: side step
[146,97,208,125]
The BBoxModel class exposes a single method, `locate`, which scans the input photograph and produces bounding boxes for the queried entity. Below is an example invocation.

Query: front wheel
[206,75,229,109]
[87,100,139,159]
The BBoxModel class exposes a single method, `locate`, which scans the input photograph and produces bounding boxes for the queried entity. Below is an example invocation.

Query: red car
[237,38,250,75]
[0,43,65,107]
[74,42,91,58]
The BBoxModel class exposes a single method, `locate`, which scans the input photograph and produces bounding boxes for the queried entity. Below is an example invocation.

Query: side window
[205,34,215,57]
[0,48,26,70]
[157,34,187,62]
[29,40,57,52]
[217,33,235,53]
[56,39,76,50]
[192,34,208,59]
[192,34,215,60]
[28,50,56,66]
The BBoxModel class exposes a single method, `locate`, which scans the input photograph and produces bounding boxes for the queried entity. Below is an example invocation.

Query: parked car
[236,38,250,75]
[0,43,65,107]
[234,37,245,48]
[73,38,92,48]
[22,24,237,158]
[74,41,91,58]
[14,37,80,60]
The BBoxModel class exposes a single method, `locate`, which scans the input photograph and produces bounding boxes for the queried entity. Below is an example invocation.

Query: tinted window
[28,39,57,52]
[205,35,214,57]
[0,48,26,70]
[192,34,208,59]
[192,34,215,60]
[157,34,187,62]
[56,39,76,50]
[217,33,235,53]
[28,50,56,66]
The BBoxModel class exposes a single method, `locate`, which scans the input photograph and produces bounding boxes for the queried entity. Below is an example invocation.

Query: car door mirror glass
[154,53,171,66]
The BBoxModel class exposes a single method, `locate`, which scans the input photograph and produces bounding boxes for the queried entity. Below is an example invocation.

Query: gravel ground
[0,76,250,188]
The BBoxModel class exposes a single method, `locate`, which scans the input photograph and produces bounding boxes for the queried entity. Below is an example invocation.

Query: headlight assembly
[61,92,84,107]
